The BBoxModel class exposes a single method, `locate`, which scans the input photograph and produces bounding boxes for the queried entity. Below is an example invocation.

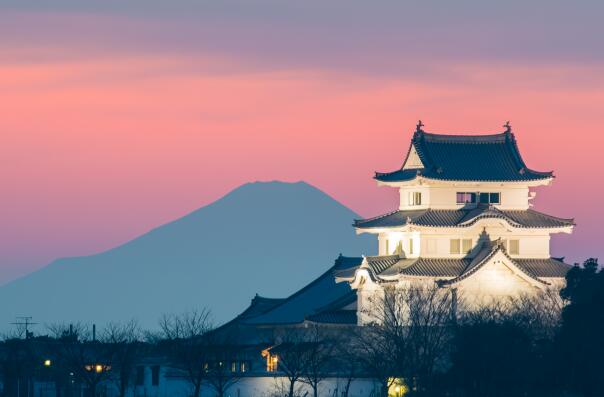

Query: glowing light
[44,359,52,367]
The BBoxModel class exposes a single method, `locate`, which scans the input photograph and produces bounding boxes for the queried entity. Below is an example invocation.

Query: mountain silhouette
[0,181,374,332]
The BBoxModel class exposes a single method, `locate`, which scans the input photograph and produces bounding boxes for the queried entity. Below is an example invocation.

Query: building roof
[237,295,287,320]
[375,129,553,183]
[237,255,362,326]
[354,205,574,230]
[306,310,357,325]
[336,242,571,285]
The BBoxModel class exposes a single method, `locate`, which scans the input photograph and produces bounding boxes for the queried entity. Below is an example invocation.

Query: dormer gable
[402,143,425,170]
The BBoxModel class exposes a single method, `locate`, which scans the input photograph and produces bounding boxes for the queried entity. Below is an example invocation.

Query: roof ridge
[365,254,401,260]
[422,130,508,137]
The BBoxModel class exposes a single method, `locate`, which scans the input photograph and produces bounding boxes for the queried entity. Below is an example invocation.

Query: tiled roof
[375,130,553,182]
[354,244,571,284]
[366,255,400,274]
[306,310,357,325]
[514,258,572,278]
[237,295,287,320]
[400,258,470,277]
[240,255,362,325]
[355,206,573,230]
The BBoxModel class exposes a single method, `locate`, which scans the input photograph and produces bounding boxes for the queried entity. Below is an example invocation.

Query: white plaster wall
[399,185,431,210]
[411,224,552,259]
[456,258,539,309]
[398,184,531,210]
[357,284,385,325]
[133,375,380,397]
[379,231,420,257]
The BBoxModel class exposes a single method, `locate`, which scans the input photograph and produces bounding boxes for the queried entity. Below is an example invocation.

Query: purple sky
[0,0,603,283]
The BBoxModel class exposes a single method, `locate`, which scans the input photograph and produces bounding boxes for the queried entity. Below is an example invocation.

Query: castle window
[478,192,501,204]
[462,239,472,254]
[240,361,248,373]
[450,239,461,254]
[267,355,278,372]
[409,238,414,255]
[231,362,238,372]
[509,240,520,255]
[451,239,471,254]
[385,239,390,255]
[395,241,403,255]
[456,192,476,204]
[409,192,422,206]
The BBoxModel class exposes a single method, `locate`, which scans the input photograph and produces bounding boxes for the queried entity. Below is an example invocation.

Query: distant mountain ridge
[0,181,374,332]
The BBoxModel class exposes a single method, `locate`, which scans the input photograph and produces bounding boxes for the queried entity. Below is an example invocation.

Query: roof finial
[503,120,511,133]
[416,120,424,132]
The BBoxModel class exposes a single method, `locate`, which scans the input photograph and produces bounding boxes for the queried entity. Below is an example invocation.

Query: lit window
[409,192,422,206]
[462,239,472,254]
[240,361,248,373]
[262,350,278,372]
[231,362,238,372]
[409,238,414,255]
[509,240,519,255]
[44,359,52,367]
[450,239,461,254]
[267,355,278,372]
[385,239,390,255]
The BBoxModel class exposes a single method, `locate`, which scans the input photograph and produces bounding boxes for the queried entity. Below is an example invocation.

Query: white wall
[376,222,553,259]
[398,184,531,210]
[379,231,420,257]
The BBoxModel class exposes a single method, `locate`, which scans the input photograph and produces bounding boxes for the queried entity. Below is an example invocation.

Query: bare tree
[507,289,563,339]
[299,324,335,397]
[358,284,454,396]
[354,324,398,397]
[0,336,38,397]
[332,328,362,397]
[269,327,312,397]
[102,320,145,397]
[158,309,213,397]
[203,331,244,397]
[47,323,113,397]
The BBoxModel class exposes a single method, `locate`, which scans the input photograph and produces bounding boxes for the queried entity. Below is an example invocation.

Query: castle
[237,122,574,329]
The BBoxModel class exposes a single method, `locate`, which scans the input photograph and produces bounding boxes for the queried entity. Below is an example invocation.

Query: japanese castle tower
[336,123,574,324]
[232,122,574,330]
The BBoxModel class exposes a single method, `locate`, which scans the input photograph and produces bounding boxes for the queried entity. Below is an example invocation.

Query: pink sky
[0,5,603,283]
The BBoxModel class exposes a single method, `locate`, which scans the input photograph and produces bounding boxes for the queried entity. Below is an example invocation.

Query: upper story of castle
[354,123,574,259]
[374,122,554,211]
